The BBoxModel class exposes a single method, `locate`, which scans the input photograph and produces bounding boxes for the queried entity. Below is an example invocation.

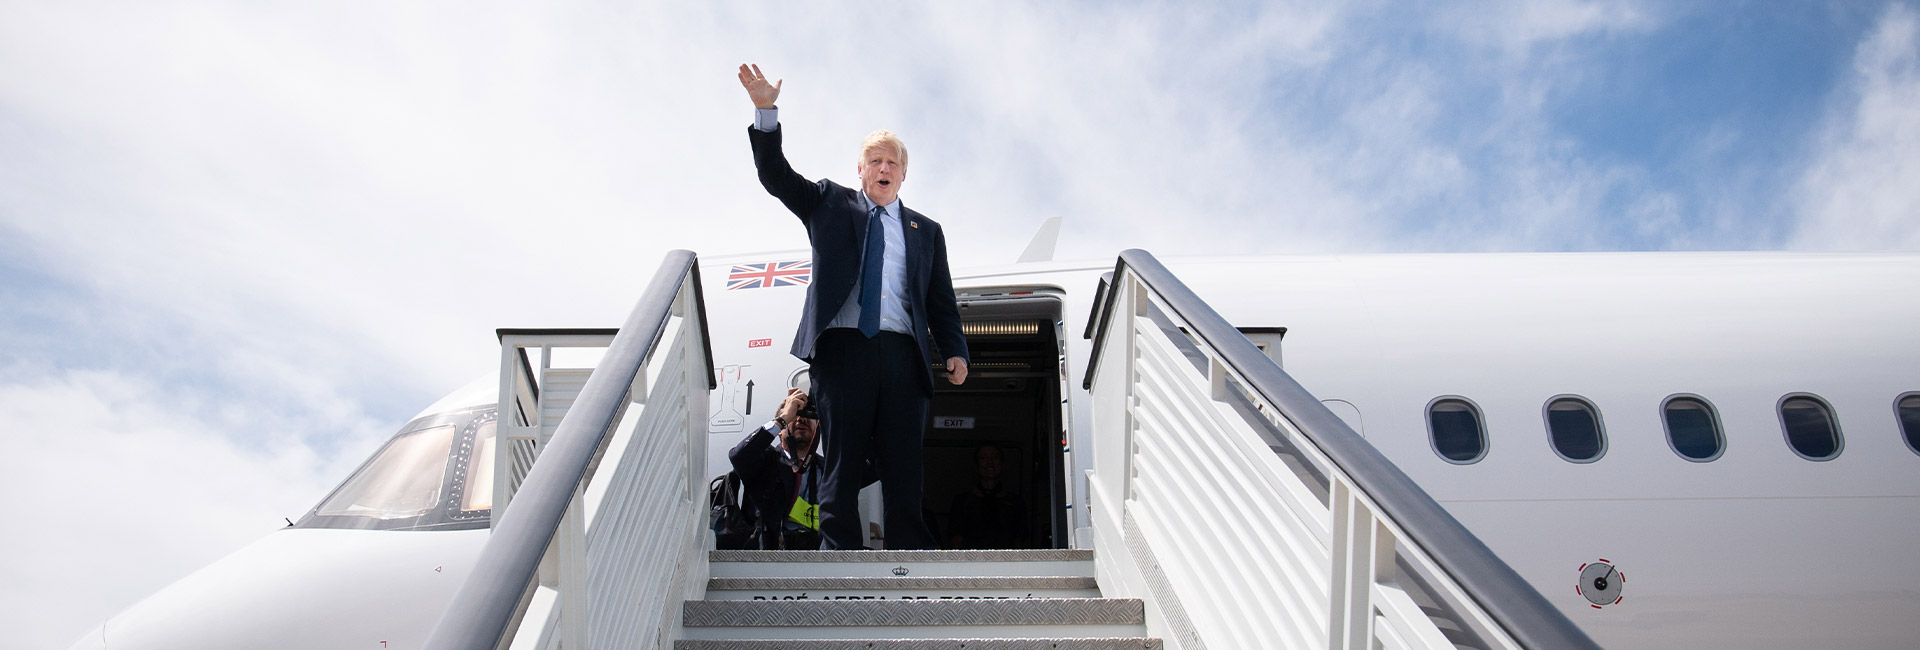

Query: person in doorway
[728,388,823,550]
[947,444,1027,549]
[737,63,969,550]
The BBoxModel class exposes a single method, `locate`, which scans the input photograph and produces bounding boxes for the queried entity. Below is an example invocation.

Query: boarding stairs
[420,250,1598,650]
[677,550,1159,649]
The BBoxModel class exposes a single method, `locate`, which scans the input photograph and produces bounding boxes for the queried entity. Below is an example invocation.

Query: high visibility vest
[787,495,818,530]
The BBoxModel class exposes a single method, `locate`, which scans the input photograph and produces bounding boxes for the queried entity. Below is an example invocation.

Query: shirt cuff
[764,419,784,435]
[753,107,779,132]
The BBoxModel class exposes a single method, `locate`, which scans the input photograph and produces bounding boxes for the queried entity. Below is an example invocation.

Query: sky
[2,1,1917,647]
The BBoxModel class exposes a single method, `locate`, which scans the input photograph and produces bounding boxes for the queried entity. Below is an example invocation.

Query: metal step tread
[684,598,1145,627]
[712,550,1092,563]
[675,638,1162,649]
[708,577,1100,591]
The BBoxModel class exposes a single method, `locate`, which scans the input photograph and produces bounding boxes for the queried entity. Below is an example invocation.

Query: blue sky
[3,1,1917,646]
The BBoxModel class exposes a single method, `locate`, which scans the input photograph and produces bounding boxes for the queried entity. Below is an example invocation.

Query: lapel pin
[910,221,919,229]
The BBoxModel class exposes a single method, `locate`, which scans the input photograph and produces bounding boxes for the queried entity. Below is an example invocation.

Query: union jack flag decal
[727,260,811,290]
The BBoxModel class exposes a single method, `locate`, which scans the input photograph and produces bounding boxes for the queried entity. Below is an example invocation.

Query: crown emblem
[891,566,909,576]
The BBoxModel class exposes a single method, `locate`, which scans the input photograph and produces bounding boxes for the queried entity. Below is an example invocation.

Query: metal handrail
[422,250,715,650]
[1083,249,1597,650]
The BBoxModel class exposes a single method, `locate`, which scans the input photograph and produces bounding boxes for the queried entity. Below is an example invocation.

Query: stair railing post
[1208,357,1230,402]
[496,342,521,529]
[557,486,589,650]
[678,280,709,505]
[1329,480,1404,650]
[1328,479,1374,650]
[1121,274,1147,502]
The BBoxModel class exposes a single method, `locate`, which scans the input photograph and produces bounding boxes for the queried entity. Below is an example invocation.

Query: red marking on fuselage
[1598,557,1611,563]
[749,338,772,348]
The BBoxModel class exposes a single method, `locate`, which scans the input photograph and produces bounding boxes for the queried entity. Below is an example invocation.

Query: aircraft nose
[64,623,105,650]
[82,527,486,650]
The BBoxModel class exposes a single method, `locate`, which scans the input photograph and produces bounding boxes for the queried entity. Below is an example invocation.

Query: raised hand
[776,387,807,423]
[737,63,782,109]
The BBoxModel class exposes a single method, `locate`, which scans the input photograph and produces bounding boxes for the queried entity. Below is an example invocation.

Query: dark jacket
[948,485,1028,549]
[748,125,969,394]
[727,422,820,550]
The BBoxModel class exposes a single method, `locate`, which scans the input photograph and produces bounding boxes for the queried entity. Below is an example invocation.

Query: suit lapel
[902,206,925,295]
[849,192,870,247]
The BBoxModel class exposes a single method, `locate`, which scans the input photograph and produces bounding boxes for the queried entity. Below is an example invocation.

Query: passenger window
[1428,398,1487,464]
[1545,397,1605,462]
[1779,394,1842,460]
[1662,396,1725,461]
[1898,394,1920,455]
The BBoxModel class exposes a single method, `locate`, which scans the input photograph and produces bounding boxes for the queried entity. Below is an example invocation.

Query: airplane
[67,221,1920,649]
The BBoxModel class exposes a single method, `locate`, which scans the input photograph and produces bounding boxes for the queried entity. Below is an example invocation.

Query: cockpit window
[299,407,495,531]
[318,425,455,519]
[462,421,497,512]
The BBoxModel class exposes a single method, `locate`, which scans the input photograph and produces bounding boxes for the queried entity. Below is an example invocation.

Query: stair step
[705,576,1100,601]
[685,598,1142,627]
[689,551,1153,645]
[710,550,1093,579]
[682,598,1146,640]
[675,638,1163,649]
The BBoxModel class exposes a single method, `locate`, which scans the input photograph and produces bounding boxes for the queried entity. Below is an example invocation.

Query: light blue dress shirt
[755,107,911,336]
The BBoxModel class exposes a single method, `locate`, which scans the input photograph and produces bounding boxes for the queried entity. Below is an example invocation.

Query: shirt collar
[777,430,821,465]
[779,442,816,471]
[861,192,903,220]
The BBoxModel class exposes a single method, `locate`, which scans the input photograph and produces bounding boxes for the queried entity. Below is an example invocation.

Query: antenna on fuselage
[1015,217,1062,263]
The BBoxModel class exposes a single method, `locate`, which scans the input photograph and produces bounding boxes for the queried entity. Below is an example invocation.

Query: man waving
[738,63,968,550]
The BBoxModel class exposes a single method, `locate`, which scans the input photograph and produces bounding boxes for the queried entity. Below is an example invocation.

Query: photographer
[727,388,823,549]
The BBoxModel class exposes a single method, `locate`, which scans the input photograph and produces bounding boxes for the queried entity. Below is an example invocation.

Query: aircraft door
[922,291,1068,549]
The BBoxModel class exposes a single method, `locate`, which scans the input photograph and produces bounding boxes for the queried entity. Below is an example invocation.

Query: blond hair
[858,130,909,170]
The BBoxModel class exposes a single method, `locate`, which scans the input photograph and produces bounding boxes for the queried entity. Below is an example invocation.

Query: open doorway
[921,288,1068,549]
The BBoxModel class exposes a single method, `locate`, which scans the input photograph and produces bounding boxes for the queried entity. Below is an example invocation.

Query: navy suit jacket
[727,423,819,549]
[749,125,968,394]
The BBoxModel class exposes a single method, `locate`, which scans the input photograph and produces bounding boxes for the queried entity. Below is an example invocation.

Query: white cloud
[0,1,1386,394]
[1271,1,1685,252]
[1438,0,1653,58]
[1794,3,1920,250]
[907,3,1351,254]
[0,370,346,649]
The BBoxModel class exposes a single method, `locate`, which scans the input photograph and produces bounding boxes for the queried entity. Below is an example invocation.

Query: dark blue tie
[858,205,885,337]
